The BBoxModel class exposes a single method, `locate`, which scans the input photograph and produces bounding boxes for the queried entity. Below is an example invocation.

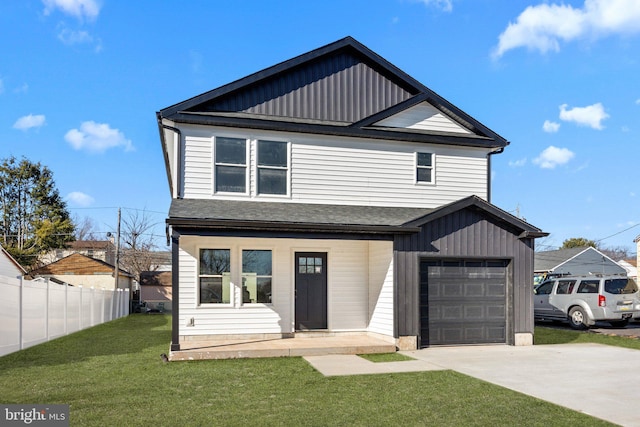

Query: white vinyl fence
[0,275,129,357]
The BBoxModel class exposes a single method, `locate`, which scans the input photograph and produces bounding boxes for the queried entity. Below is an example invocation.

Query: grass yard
[0,315,616,426]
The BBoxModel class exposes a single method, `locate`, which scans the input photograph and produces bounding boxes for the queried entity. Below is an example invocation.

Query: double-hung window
[416,152,434,184]
[257,140,288,195]
[199,249,231,304]
[242,250,272,304]
[215,137,247,193]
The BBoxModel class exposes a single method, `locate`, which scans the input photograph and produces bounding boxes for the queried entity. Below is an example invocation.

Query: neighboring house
[140,271,172,312]
[30,253,133,290]
[617,259,637,280]
[40,240,116,266]
[534,247,627,283]
[0,246,27,279]
[157,36,547,352]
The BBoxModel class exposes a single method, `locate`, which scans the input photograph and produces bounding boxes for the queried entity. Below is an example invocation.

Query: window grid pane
[258,140,287,167]
[258,169,287,195]
[216,137,246,164]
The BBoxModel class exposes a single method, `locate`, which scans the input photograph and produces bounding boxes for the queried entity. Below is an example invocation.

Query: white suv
[534,276,640,329]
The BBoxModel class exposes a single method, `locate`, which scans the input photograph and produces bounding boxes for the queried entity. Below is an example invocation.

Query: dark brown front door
[295,252,327,330]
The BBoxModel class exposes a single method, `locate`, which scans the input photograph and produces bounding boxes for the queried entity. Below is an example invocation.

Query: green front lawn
[0,316,615,426]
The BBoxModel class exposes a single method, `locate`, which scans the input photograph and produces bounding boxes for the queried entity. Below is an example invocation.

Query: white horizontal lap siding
[375,103,472,135]
[291,138,488,207]
[329,241,369,331]
[368,241,394,336]
[178,236,291,337]
[183,137,212,198]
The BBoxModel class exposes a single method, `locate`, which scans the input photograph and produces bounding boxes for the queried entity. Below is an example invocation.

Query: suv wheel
[568,307,588,330]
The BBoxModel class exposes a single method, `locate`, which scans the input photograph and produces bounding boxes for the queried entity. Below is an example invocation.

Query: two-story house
[157,37,546,353]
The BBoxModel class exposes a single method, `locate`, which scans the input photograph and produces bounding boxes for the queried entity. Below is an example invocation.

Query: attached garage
[419,259,508,347]
[394,196,547,349]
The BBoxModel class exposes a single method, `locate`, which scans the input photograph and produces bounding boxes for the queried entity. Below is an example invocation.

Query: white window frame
[213,136,250,196]
[415,152,435,185]
[197,248,233,307]
[254,139,291,198]
[240,247,274,306]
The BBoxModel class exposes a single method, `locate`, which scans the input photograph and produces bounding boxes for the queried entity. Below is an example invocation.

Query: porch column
[171,230,180,351]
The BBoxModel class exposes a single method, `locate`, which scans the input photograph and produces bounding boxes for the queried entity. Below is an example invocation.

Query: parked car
[533,276,640,329]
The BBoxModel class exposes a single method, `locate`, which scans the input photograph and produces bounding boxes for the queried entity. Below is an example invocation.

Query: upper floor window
[215,137,247,193]
[257,140,288,195]
[416,152,434,183]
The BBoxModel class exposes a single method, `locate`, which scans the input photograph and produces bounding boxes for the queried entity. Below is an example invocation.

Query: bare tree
[598,245,632,262]
[73,214,99,241]
[118,209,159,281]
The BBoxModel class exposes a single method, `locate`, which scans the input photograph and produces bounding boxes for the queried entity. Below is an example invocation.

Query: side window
[199,249,231,304]
[242,250,272,304]
[215,137,247,193]
[556,280,576,295]
[536,281,554,295]
[257,140,288,195]
[577,280,599,294]
[416,152,434,184]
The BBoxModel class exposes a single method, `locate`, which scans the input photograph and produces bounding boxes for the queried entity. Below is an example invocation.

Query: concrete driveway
[306,343,640,427]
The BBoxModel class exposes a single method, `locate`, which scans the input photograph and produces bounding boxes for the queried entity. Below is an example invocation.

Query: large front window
[242,250,272,304]
[257,140,288,195]
[199,249,231,304]
[215,137,247,193]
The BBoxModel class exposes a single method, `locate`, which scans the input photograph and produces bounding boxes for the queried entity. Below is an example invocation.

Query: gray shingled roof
[534,247,592,272]
[168,198,432,228]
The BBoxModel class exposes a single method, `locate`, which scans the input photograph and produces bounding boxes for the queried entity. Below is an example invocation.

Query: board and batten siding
[394,207,536,344]
[179,125,489,206]
[176,235,394,338]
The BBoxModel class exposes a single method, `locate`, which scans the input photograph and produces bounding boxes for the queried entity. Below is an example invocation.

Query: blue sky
[2,0,640,254]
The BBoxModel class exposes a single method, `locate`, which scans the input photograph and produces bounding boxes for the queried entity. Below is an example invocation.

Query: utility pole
[114,208,121,290]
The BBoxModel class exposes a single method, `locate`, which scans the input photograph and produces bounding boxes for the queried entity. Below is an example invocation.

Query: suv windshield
[604,278,638,294]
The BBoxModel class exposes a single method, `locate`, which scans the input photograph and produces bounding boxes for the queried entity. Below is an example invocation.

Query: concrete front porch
[169,333,397,361]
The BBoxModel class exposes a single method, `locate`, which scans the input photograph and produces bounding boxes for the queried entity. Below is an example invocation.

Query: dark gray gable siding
[394,206,536,344]
[190,52,415,124]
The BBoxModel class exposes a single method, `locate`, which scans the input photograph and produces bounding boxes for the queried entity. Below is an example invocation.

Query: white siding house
[158,37,545,353]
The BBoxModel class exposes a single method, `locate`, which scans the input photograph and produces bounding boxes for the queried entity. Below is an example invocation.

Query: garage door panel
[420,261,507,347]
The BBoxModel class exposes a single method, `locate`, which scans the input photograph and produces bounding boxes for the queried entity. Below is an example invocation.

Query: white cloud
[559,103,609,129]
[415,0,453,12]
[636,98,640,105]
[65,121,134,153]
[13,114,46,131]
[493,0,640,58]
[58,27,93,45]
[14,83,29,94]
[508,158,527,167]
[66,191,95,207]
[0,78,4,95]
[42,0,101,21]
[543,120,561,133]
[533,146,575,169]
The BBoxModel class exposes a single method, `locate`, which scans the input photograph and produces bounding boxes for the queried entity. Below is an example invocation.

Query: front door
[295,252,327,330]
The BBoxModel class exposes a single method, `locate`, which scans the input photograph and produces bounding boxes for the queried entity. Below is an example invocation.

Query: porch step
[169,335,397,361]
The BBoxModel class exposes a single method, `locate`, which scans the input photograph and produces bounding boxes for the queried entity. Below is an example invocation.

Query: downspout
[487,147,504,203]
[159,120,183,199]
